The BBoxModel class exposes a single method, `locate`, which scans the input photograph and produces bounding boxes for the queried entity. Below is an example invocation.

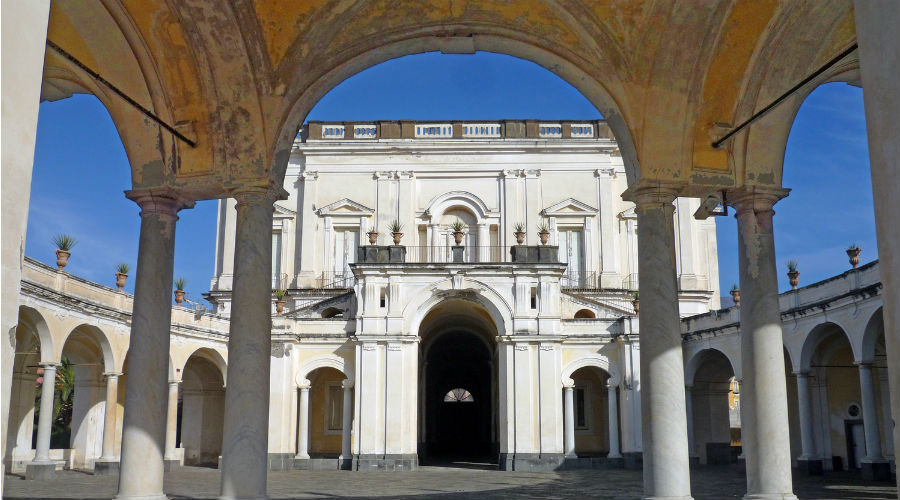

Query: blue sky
[26,52,876,306]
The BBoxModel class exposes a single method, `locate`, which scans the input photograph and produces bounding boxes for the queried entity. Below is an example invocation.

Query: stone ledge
[353,454,418,471]
[498,452,564,471]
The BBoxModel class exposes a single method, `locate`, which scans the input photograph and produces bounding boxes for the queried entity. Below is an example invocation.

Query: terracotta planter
[787,270,800,290]
[539,231,549,245]
[846,248,861,269]
[55,249,71,270]
[275,300,286,314]
[730,289,741,307]
[632,298,640,315]
[174,289,185,305]
[392,232,403,245]
[115,272,128,291]
[454,231,464,245]
[514,231,525,245]
[367,232,378,245]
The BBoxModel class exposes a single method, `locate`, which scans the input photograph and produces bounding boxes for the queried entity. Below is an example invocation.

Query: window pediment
[541,198,598,217]
[316,198,374,217]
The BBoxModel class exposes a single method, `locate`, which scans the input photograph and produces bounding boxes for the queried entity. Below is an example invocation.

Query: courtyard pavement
[4,465,897,500]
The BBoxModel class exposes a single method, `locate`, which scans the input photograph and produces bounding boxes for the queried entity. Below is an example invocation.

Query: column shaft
[796,373,816,460]
[857,364,883,460]
[33,364,57,463]
[685,386,695,458]
[733,188,796,500]
[164,381,180,460]
[220,188,277,500]
[100,374,120,460]
[116,191,186,500]
[607,384,621,458]
[632,186,692,500]
[340,382,353,460]
[564,385,576,457]
[297,386,310,459]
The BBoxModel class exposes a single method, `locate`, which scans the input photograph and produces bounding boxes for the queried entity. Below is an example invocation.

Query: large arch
[404,277,513,338]
[799,321,856,373]
[297,354,353,384]
[180,350,226,467]
[684,349,740,465]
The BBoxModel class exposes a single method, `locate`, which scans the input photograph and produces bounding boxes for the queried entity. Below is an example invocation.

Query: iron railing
[560,271,597,290]
[404,245,509,263]
[316,272,356,289]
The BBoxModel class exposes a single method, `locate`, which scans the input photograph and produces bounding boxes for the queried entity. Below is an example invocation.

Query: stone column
[607,382,621,459]
[25,363,57,479]
[340,379,353,468]
[853,0,900,476]
[857,362,889,479]
[731,186,797,500]
[100,373,120,460]
[114,189,190,500]
[626,183,692,500]
[477,223,490,262]
[296,381,311,460]
[563,381,576,458]
[164,380,180,465]
[220,186,280,500]
[795,372,821,474]
[684,385,695,460]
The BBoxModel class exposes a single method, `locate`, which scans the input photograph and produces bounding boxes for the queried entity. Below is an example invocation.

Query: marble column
[340,380,353,467]
[100,373,120,460]
[857,362,888,479]
[627,183,692,500]
[164,380,180,463]
[685,385,696,460]
[477,223,490,262]
[794,373,816,459]
[296,381,311,459]
[854,2,900,475]
[220,186,280,500]
[116,189,191,500]
[563,382,576,458]
[33,363,58,463]
[607,382,621,459]
[731,186,796,500]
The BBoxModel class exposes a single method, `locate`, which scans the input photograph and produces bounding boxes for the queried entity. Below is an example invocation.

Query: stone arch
[60,323,118,373]
[684,348,738,387]
[574,309,595,319]
[175,347,228,386]
[426,191,491,223]
[180,349,227,466]
[798,321,855,372]
[858,306,884,364]
[297,354,353,386]
[404,278,513,338]
[17,306,55,365]
[562,355,617,386]
[273,33,641,188]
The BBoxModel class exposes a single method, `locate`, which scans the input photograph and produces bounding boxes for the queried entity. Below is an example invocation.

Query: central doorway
[419,298,498,467]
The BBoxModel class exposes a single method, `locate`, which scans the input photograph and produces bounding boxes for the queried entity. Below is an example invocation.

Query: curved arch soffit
[273,33,640,186]
[798,320,856,372]
[859,306,884,364]
[60,323,118,373]
[177,347,228,385]
[297,354,353,387]
[405,277,513,338]
[17,306,56,366]
[426,191,491,222]
[683,347,738,386]
[562,356,617,387]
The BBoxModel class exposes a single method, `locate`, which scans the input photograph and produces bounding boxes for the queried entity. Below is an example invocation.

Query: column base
[498,453,564,471]
[291,457,344,470]
[25,462,59,480]
[93,459,120,475]
[623,452,643,470]
[861,459,891,481]
[163,458,182,471]
[560,455,625,470]
[353,454,418,471]
[795,458,823,476]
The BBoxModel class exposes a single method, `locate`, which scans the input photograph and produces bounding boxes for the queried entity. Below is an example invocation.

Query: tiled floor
[4,465,897,499]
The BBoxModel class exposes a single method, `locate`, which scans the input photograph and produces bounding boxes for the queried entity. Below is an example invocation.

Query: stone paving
[4,465,897,500]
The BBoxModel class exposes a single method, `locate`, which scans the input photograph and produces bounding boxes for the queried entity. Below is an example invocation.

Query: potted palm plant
[632,291,640,315]
[730,284,740,307]
[367,228,378,245]
[52,234,77,270]
[115,263,130,291]
[450,219,466,245]
[274,289,287,314]
[537,222,550,245]
[173,277,187,305]
[846,244,861,269]
[390,220,404,245]
[513,222,526,245]
[786,260,800,290]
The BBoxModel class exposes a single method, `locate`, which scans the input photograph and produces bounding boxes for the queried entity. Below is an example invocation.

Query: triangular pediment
[618,207,636,220]
[316,198,374,217]
[273,203,297,219]
[541,198,598,217]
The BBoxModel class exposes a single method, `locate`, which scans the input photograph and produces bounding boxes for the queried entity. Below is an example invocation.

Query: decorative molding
[541,197,599,217]
[316,198,375,217]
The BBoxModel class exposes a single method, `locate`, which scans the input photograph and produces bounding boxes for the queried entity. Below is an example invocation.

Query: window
[379,287,386,308]
[333,229,358,286]
[443,388,474,402]
[530,286,537,309]
[575,387,588,429]
[326,384,343,431]
[272,232,282,288]
[559,228,584,287]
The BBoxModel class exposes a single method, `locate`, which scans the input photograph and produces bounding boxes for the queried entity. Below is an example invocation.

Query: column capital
[620,180,685,209]
[168,378,182,385]
[562,378,575,389]
[855,360,874,369]
[40,362,60,369]
[727,185,790,214]
[104,372,122,379]
[231,182,288,206]
[125,186,195,219]
[297,378,311,390]
[341,379,354,390]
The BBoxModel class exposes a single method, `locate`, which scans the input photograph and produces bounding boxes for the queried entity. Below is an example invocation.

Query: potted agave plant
[513,222,526,245]
[115,263,130,291]
[730,284,741,307]
[846,244,861,269]
[273,289,287,314]
[632,291,640,315]
[367,228,378,245]
[52,234,77,270]
[537,222,550,245]
[173,277,187,305]
[390,220,404,245]
[786,260,800,290]
[451,219,467,245]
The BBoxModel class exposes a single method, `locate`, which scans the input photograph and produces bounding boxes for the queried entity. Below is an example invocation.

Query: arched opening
[568,366,612,457]
[303,366,347,460]
[5,307,48,471]
[574,309,595,319]
[687,349,740,465]
[180,351,225,467]
[418,297,498,466]
[860,308,893,462]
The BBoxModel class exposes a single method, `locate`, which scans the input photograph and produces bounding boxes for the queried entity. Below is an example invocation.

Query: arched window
[574,309,595,319]
[443,388,474,403]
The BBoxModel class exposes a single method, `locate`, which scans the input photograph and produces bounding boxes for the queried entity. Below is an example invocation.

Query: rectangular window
[559,229,584,286]
[272,232,282,288]
[530,286,538,309]
[575,387,587,429]
[380,287,387,308]
[327,385,343,431]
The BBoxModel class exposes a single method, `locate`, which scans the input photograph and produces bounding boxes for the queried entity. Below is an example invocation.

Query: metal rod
[46,40,196,148]
[712,43,857,149]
